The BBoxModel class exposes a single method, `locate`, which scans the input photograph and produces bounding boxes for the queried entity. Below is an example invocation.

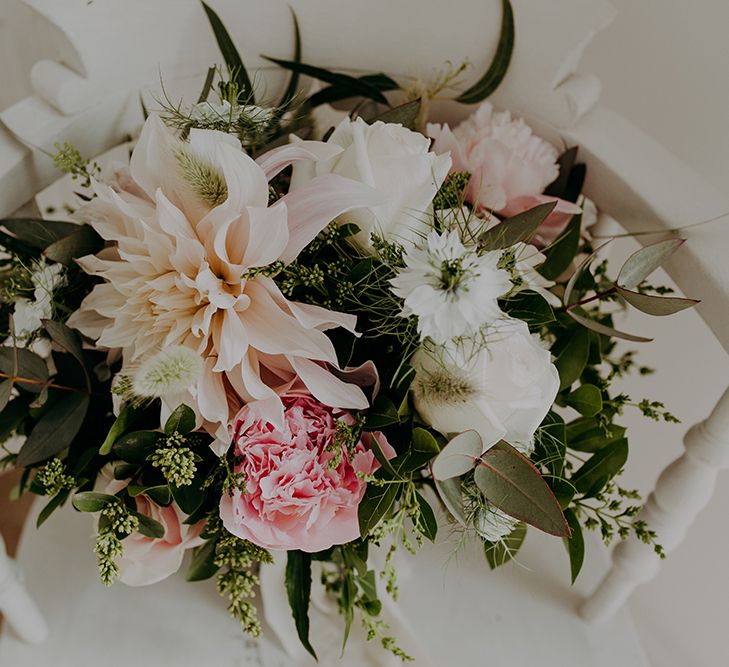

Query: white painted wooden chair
[1,0,728,664]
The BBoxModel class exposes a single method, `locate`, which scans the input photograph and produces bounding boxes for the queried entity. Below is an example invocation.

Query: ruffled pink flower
[220,393,394,552]
[69,115,386,442]
[427,103,580,242]
[99,466,204,586]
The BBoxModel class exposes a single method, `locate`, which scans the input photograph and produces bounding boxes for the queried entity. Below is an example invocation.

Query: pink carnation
[219,393,394,552]
[99,466,204,586]
[427,102,580,243]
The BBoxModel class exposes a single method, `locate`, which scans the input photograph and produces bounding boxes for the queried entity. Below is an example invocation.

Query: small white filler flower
[390,230,512,343]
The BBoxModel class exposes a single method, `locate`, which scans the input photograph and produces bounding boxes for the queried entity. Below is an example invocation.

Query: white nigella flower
[475,505,519,542]
[390,230,511,343]
[12,261,65,340]
[133,346,204,398]
[507,242,560,306]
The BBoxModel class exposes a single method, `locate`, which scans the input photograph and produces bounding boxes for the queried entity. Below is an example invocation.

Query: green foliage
[51,142,100,188]
[484,522,527,569]
[286,551,316,659]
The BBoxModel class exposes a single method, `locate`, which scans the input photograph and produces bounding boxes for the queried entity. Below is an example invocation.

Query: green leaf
[0,380,12,411]
[1,219,79,249]
[369,433,398,477]
[36,489,70,527]
[412,427,440,456]
[484,522,527,569]
[364,395,399,430]
[0,397,30,443]
[201,1,254,101]
[571,438,629,495]
[551,479,575,509]
[567,309,653,343]
[431,430,482,481]
[567,418,626,453]
[265,57,392,105]
[474,441,570,537]
[128,484,171,506]
[564,384,603,417]
[358,478,401,536]
[554,327,590,390]
[544,147,579,199]
[277,8,301,108]
[0,347,49,393]
[501,290,555,328]
[112,430,162,463]
[374,99,421,129]
[17,392,89,466]
[170,477,205,515]
[100,404,144,456]
[340,569,356,651]
[286,551,317,660]
[615,286,698,316]
[196,66,217,103]
[186,539,221,582]
[479,201,557,251]
[72,491,117,513]
[534,411,566,477]
[563,508,585,584]
[164,404,196,435]
[539,213,582,280]
[617,238,685,289]
[43,225,103,265]
[42,320,90,390]
[455,0,514,103]
[308,74,399,107]
[134,512,165,539]
[414,490,438,541]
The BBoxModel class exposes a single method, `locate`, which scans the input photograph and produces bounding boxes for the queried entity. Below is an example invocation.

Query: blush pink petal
[255,141,343,180]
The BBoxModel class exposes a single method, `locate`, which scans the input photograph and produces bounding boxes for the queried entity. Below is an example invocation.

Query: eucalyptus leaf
[475,441,569,537]
[617,238,684,289]
[564,384,603,417]
[434,475,468,526]
[455,0,514,104]
[43,225,103,265]
[201,1,254,101]
[286,551,317,660]
[563,508,584,584]
[615,286,698,316]
[431,430,482,481]
[1,219,79,249]
[17,392,89,466]
[0,381,12,411]
[0,347,49,393]
[72,491,117,513]
[187,539,221,582]
[42,320,90,390]
[484,522,527,569]
[567,309,653,343]
[479,202,557,251]
[571,438,628,495]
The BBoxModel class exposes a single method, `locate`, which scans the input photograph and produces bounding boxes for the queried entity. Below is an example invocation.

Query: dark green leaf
[615,286,698,316]
[572,438,629,495]
[36,489,70,527]
[277,8,301,108]
[340,569,356,651]
[358,478,401,536]
[43,225,103,265]
[201,1,254,101]
[42,320,90,390]
[455,0,514,103]
[0,397,30,442]
[134,512,165,539]
[534,411,566,477]
[554,327,590,390]
[374,99,421,129]
[308,74,399,107]
[170,477,205,515]
[434,476,468,526]
[563,508,584,584]
[72,491,117,513]
[478,201,557,251]
[265,57,392,105]
[551,479,575,509]
[567,418,626,453]
[364,395,399,430]
[100,404,145,455]
[412,427,440,456]
[474,441,569,537]
[544,147,579,199]
[539,213,582,280]
[187,539,221,582]
[0,347,48,393]
[17,392,89,466]
[501,290,555,328]
[164,404,196,435]
[567,309,653,343]
[617,238,684,289]
[0,380,12,411]
[484,522,526,569]
[368,432,398,477]
[414,490,438,541]
[564,384,603,417]
[112,430,162,463]
[286,551,316,660]
[1,219,78,249]
[128,484,171,506]
[196,66,217,103]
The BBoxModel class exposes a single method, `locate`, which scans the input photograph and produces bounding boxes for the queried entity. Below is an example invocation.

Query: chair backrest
[2,0,729,632]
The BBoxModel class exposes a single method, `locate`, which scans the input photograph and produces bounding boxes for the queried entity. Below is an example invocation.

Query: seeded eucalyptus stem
[563,286,617,312]
[0,371,87,394]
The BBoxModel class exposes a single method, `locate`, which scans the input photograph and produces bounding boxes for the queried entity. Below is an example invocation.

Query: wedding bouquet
[1,1,697,660]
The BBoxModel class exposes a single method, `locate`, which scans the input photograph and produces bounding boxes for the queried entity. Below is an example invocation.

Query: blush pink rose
[99,466,204,586]
[219,393,394,552]
[427,102,580,243]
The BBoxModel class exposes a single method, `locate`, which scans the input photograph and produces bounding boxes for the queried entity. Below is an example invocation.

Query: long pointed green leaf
[563,509,584,584]
[615,286,699,316]
[309,74,400,107]
[478,201,557,250]
[617,238,684,289]
[455,0,515,104]
[201,1,254,102]
[567,309,653,343]
[286,551,317,660]
[277,8,302,109]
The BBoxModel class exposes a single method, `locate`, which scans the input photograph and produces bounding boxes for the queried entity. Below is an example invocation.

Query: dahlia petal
[289,357,369,410]
[255,140,343,180]
[241,202,290,269]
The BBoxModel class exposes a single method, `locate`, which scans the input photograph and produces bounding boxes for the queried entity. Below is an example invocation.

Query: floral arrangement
[1,1,698,661]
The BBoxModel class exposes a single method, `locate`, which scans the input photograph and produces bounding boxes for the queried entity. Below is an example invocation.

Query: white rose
[291,117,451,251]
[411,318,559,452]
